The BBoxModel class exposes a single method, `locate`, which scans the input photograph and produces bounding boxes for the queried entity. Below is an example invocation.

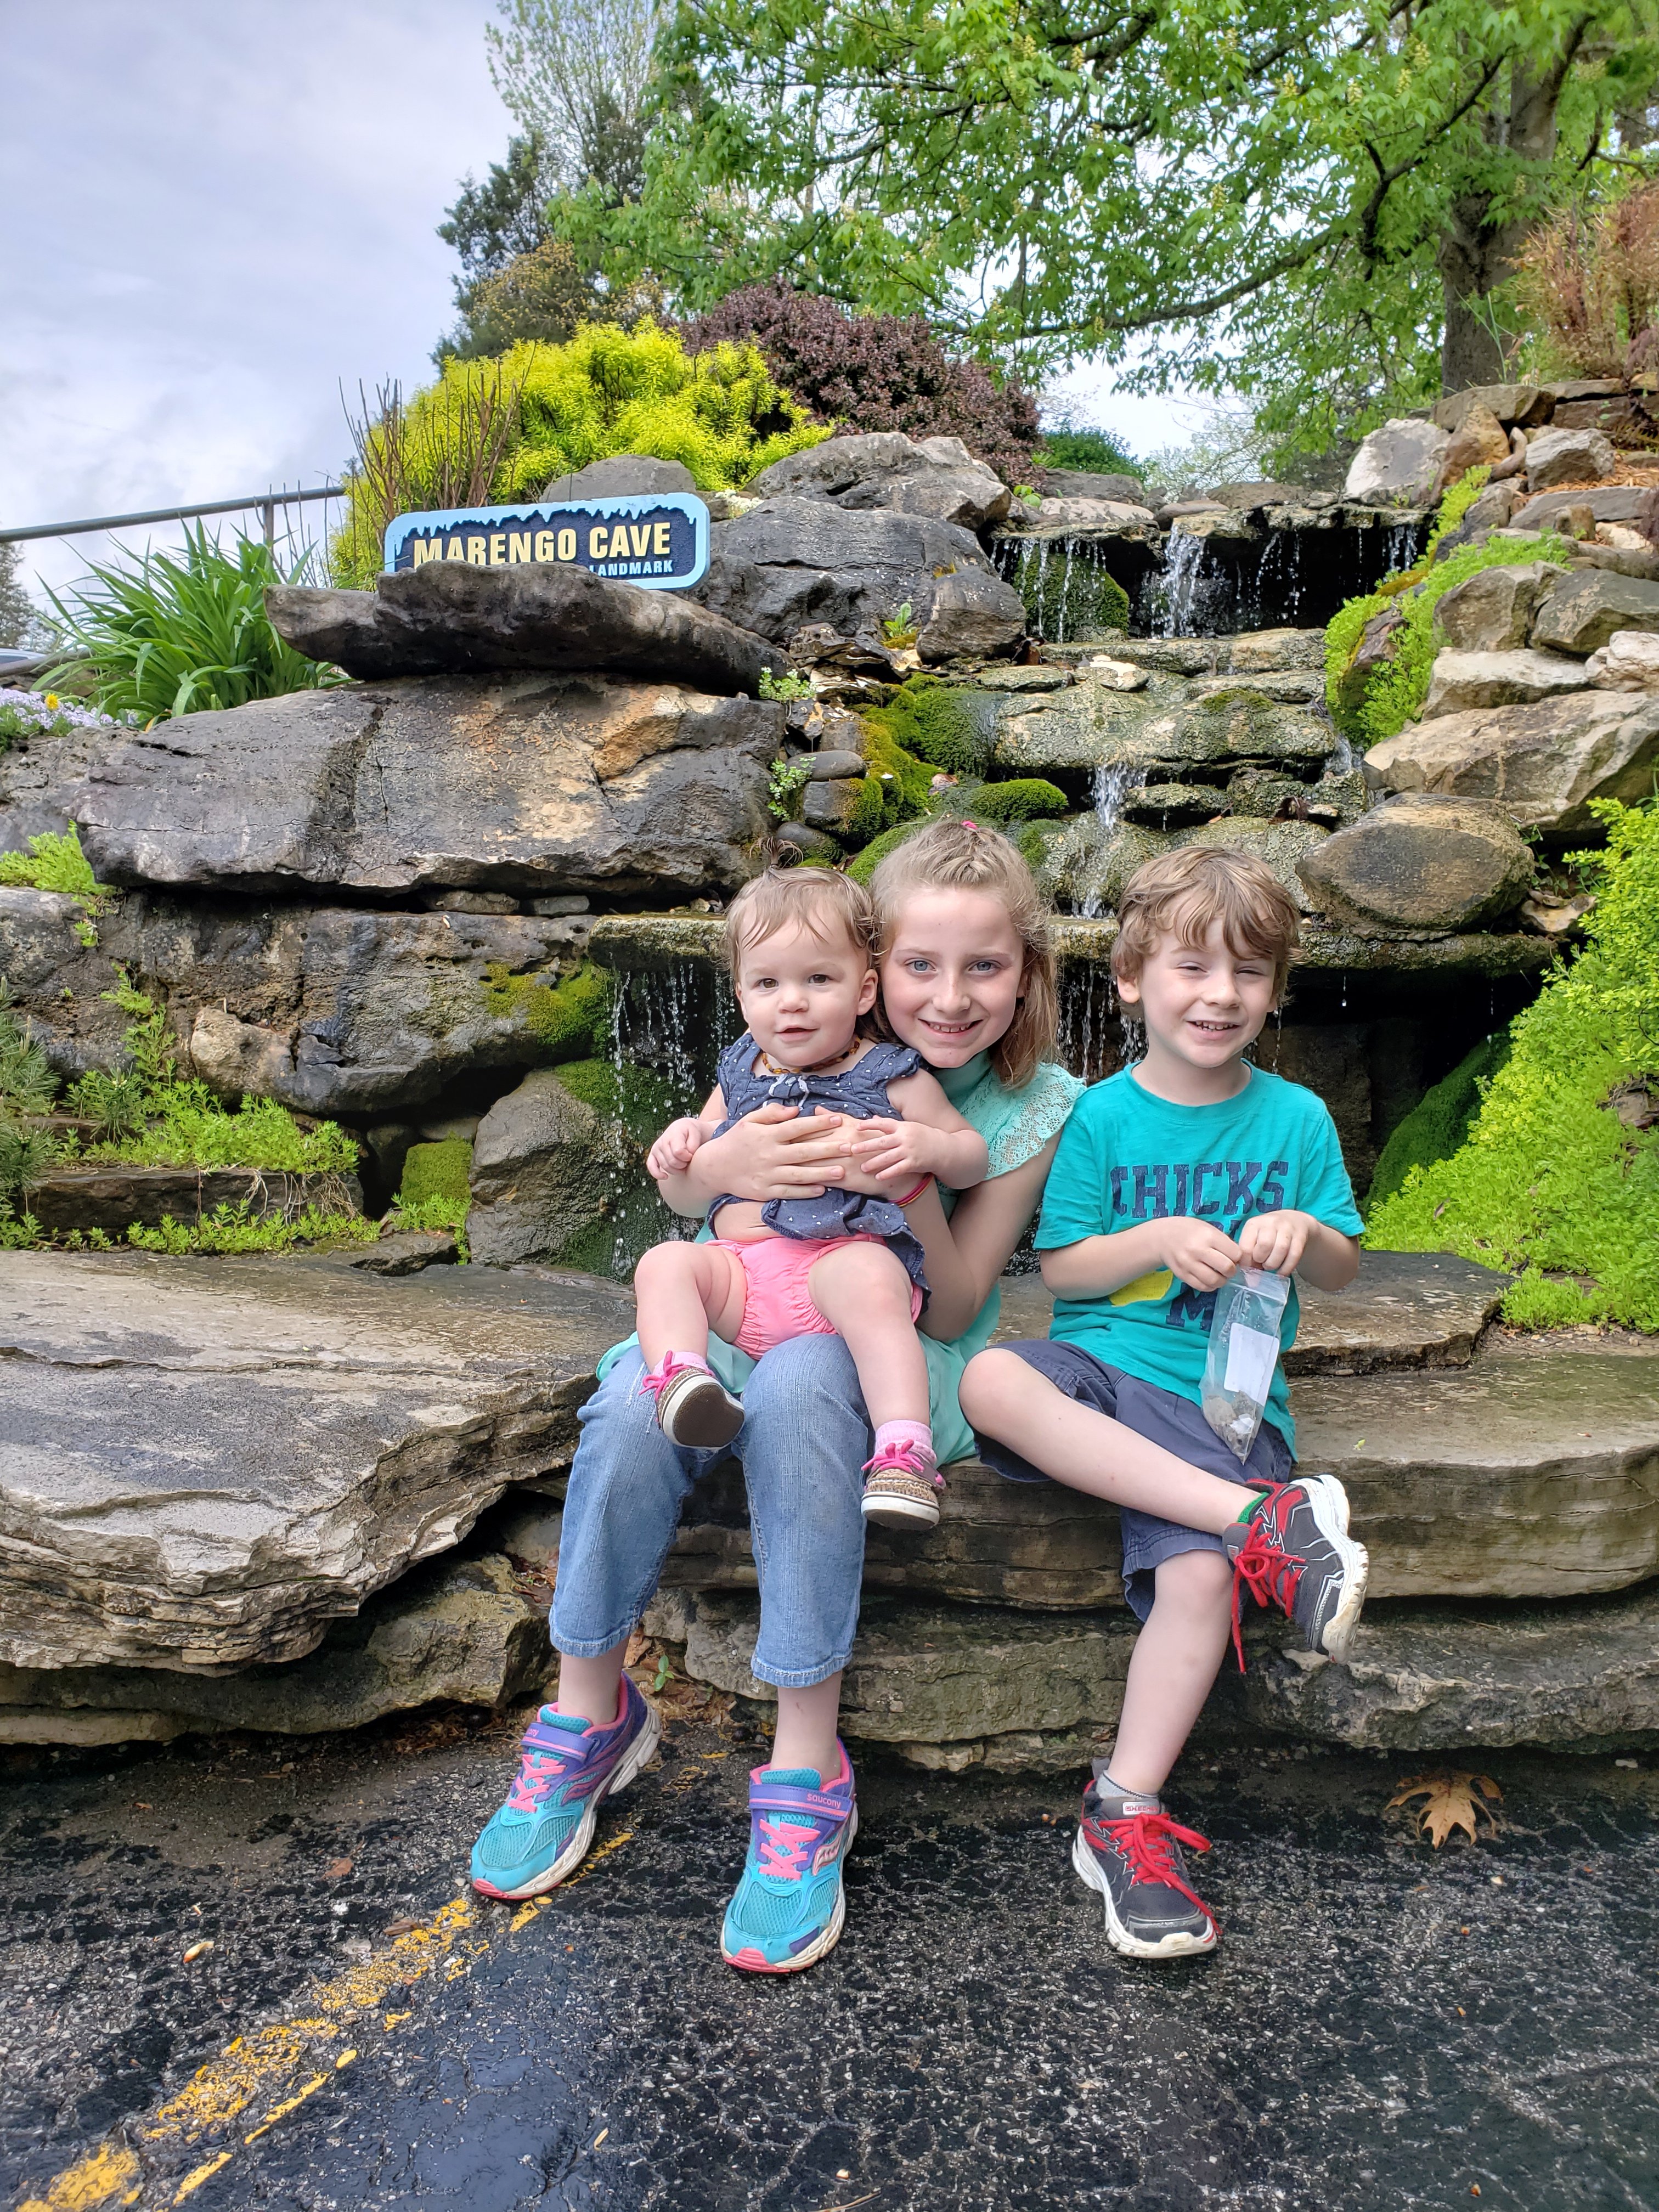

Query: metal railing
[0,483,345,550]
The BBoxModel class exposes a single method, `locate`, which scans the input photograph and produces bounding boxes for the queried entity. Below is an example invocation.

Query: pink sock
[872,1419,935,1468]
[649,1350,711,1380]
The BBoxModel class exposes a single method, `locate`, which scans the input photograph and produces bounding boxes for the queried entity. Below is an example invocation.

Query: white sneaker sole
[860,1493,940,1530]
[657,1376,745,1451]
[721,1807,859,1973]
[1302,1474,1369,1664]
[478,1701,662,1903]
[1072,1826,1216,1959]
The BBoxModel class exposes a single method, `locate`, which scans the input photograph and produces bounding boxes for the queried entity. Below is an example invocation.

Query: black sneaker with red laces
[1073,1767,1217,1959]
[1222,1472,1368,1669]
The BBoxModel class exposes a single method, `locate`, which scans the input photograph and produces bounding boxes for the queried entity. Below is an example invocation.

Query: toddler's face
[1116,919,1277,1073]
[733,921,877,1067]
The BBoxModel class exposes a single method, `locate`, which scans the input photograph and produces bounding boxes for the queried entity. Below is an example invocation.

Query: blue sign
[383,492,709,589]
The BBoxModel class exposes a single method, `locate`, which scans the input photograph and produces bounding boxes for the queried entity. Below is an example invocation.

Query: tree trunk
[1436,48,1579,391]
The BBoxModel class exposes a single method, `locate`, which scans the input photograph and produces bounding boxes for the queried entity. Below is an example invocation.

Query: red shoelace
[1228,1488,1307,1671]
[1087,1807,1217,1928]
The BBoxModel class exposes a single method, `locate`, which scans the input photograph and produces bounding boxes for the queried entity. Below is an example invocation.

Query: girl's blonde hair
[868,817,1059,1091]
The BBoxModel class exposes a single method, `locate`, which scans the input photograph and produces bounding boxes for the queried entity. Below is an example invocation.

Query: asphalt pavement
[4,1705,1657,2212]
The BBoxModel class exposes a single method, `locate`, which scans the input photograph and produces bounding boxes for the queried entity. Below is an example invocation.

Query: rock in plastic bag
[1200,1266,1290,1461]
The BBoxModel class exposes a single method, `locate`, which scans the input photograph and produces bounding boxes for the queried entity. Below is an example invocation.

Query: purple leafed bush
[680,284,1041,486]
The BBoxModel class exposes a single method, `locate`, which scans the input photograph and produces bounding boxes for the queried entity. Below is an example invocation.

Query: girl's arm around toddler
[850,1068,989,1193]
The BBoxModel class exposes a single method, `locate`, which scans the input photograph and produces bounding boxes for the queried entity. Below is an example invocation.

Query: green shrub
[1036,427,1142,478]
[0,981,57,1116]
[1365,797,1659,1330]
[400,1139,473,1210]
[1364,1034,1510,1211]
[334,323,829,585]
[0,824,110,905]
[1325,528,1576,746]
[126,1203,377,1256]
[1426,465,1492,555]
[43,527,343,723]
[94,1090,359,1173]
[968,778,1069,827]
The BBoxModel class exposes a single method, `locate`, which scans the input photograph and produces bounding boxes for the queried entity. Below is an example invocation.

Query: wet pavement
[4,1708,1657,2212]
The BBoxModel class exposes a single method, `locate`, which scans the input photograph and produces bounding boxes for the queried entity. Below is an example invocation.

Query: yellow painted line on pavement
[17,1830,634,2210]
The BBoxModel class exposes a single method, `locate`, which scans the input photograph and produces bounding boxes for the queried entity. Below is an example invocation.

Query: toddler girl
[631,864,988,1528]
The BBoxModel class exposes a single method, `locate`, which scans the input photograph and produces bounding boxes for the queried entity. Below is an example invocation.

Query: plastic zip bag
[1200,1266,1290,1462]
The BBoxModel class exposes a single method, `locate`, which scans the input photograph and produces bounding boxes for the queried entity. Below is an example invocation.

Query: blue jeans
[550,1336,872,1689]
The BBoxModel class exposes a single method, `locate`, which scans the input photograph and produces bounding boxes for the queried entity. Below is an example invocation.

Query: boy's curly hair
[1111,845,1301,1000]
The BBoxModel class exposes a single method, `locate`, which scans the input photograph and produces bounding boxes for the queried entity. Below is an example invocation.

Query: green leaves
[43,526,345,725]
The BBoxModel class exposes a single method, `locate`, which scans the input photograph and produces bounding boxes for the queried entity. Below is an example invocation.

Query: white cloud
[0,0,508,603]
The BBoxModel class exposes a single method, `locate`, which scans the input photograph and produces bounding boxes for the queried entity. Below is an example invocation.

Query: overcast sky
[2,2,1186,613]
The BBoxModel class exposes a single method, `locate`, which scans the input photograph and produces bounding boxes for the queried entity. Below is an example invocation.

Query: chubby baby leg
[632,1239,749,1449]
[808,1241,940,1531]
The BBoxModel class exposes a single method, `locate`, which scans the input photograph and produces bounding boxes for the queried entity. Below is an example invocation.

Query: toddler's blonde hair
[723,863,876,973]
[868,817,1058,1090]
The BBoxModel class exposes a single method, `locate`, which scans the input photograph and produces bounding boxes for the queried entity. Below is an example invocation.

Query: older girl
[469,820,1082,1973]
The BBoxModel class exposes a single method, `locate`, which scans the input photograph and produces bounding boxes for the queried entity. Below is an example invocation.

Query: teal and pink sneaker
[470,1675,661,1901]
[720,1744,858,1973]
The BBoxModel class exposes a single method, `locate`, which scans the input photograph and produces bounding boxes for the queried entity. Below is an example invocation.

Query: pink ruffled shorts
[714,1234,924,1359]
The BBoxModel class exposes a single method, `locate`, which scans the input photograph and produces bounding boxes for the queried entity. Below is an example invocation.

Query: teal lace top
[595,1051,1084,1464]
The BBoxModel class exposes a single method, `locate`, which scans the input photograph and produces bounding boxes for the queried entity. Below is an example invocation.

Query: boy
[959,846,1368,1960]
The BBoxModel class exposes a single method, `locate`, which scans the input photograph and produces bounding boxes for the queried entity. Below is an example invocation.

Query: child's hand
[847,1115,942,1184]
[1237,1210,1316,1277]
[1156,1217,1243,1292]
[647,1118,709,1181]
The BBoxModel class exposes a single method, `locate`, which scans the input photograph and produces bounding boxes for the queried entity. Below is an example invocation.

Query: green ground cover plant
[0,825,113,945]
[43,527,342,724]
[335,324,827,585]
[1364,1033,1510,1211]
[126,1204,377,1257]
[1324,522,1576,747]
[1366,798,1659,1330]
[967,778,1069,828]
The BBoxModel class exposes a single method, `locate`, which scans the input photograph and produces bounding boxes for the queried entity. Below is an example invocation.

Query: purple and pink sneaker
[470,1674,661,1901]
[721,1743,858,1973]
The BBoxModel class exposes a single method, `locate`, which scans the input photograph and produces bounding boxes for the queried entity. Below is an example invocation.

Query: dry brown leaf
[623,1629,648,1667]
[1389,1771,1503,1847]
[324,1856,354,1879]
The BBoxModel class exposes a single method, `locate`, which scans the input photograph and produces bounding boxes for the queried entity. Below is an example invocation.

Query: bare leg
[633,1239,747,1369]
[772,1674,844,1778]
[1107,1552,1235,1797]
[961,1348,1253,1534]
[555,1644,626,1728]
[808,1243,929,1430]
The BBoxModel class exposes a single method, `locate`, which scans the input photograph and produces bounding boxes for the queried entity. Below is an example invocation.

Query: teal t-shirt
[595,1051,1083,1464]
[1033,1064,1363,1452]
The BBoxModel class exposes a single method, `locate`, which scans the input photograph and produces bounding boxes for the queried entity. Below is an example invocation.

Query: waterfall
[1157,529,1207,635]
[1078,762,1149,919]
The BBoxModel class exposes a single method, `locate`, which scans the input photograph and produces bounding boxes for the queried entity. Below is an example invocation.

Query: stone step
[0,1250,633,1672]
[649,1579,1659,1768]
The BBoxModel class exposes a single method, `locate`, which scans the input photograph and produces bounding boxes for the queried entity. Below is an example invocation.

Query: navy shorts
[972,1338,1294,1622]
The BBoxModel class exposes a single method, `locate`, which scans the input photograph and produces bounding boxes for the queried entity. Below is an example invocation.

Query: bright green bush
[94,1090,359,1173]
[44,527,342,723]
[969,778,1069,828]
[400,1139,473,1211]
[1036,427,1142,477]
[1324,528,1575,747]
[1365,798,1659,1330]
[1364,1034,1509,1211]
[335,323,830,585]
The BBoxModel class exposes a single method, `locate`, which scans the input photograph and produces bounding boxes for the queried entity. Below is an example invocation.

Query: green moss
[1325,528,1576,747]
[1365,1034,1510,1212]
[1426,464,1492,554]
[847,818,923,885]
[862,678,993,779]
[551,1055,676,1142]
[480,959,610,1063]
[1366,797,1659,1330]
[969,777,1070,828]
[400,1139,473,1210]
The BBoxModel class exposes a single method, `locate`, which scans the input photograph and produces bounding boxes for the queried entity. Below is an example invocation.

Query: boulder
[692,497,1025,660]
[3,889,606,1116]
[1585,629,1659,689]
[71,675,783,903]
[747,432,1012,531]
[1005,497,1159,539]
[1332,603,1408,719]
[994,678,1334,776]
[1033,811,1329,916]
[1522,424,1619,490]
[1040,470,1147,504]
[0,1249,634,1669]
[1511,485,1646,533]
[1432,560,1566,651]
[1432,385,1553,432]
[27,1166,362,1237]
[746,432,922,498]
[342,1229,460,1275]
[1419,647,1591,719]
[1343,419,1451,507]
[1530,570,1659,656]
[466,1067,611,1267]
[0,1553,551,1746]
[1434,399,1511,487]
[266,561,785,695]
[801,778,864,832]
[1364,689,1659,834]
[1203,480,1307,509]
[1295,794,1534,934]
[1226,627,1327,672]
[916,567,1030,661]
[540,454,699,498]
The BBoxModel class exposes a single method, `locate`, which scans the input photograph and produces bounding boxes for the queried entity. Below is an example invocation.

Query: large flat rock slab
[0,1252,632,1672]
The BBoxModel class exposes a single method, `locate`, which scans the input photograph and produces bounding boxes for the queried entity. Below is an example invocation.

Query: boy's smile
[1117,920,1278,1103]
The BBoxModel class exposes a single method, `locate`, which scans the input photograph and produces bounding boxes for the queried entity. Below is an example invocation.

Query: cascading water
[599,960,738,1271]
[1151,529,1209,636]
[1079,761,1149,919]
